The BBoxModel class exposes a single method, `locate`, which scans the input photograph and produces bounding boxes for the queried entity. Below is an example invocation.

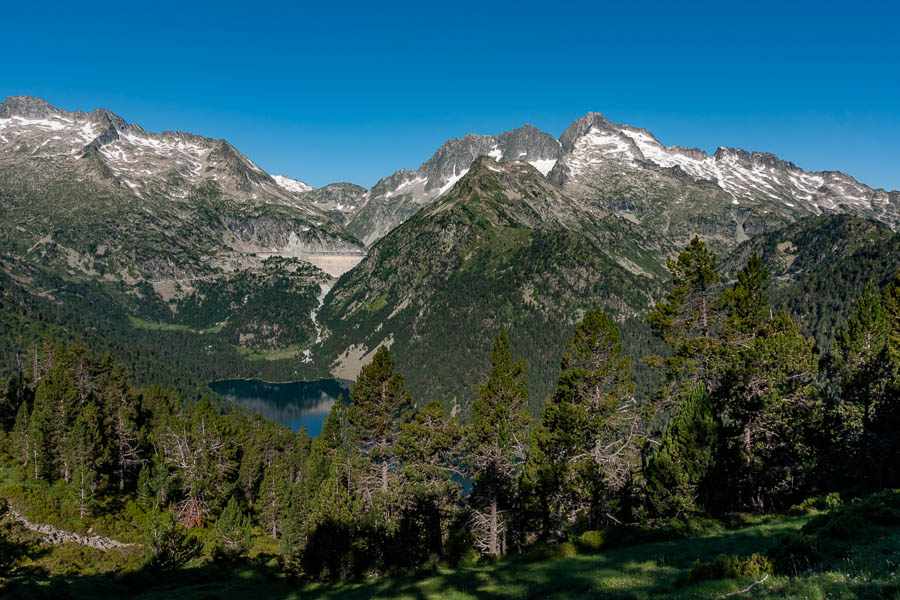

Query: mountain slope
[721,214,900,350]
[297,182,368,225]
[0,95,364,281]
[345,125,563,245]
[0,96,365,388]
[344,112,898,251]
[549,113,900,252]
[317,158,666,413]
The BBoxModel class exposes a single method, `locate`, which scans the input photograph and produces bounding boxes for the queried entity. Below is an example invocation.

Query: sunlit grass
[127,315,224,334]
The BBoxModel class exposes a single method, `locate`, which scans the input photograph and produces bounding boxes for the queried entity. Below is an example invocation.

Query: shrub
[667,515,724,537]
[770,490,900,573]
[558,541,578,558]
[789,492,843,515]
[687,553,773,583]
[576,530,604,553]
[524,541,578,561]
[804,489,900,540]
[144,511,201,571]
[768,533,820,574]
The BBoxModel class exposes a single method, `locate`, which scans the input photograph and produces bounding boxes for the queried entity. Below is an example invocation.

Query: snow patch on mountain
[439,169,469,195]
[528,158,557,176]
[273,174,313,194]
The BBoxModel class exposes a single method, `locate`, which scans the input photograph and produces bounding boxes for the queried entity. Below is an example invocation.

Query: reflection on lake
[209,378,352,436]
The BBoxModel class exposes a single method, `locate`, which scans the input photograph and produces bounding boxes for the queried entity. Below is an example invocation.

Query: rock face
[297,182,368,225]
[9,508,136,550]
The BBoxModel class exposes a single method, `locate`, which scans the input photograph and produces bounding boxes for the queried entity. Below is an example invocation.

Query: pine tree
[719,253,770,336]
[103,363,143,492]
[396,400,464,560]
[522,308,640,535]
[348,347,413,507]
[158,399,237,527]
[712,312,819,511]
[144,511,201,571]
[258,456,292,539]
[643,386,717,520]
[648,237,721,392]
[830,280,899,488]
[11,401,30,472]
[214,496,252,558]
[466,331,532,556]
[28,381,57,480]
[66,402,101,519]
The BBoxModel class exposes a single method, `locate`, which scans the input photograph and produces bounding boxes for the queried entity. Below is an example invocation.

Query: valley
[4,95,898,412]
[1,94,900,598]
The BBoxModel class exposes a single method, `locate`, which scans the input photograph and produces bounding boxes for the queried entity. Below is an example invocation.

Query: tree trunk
[79,481,86,519]
[743,425,751,466]
[489,498,499,556]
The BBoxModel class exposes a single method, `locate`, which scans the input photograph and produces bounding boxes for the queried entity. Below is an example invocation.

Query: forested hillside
[1,238,898,598]
[721,214,900,350]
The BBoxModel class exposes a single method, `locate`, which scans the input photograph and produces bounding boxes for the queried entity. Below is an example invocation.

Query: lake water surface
[209,378,352,436]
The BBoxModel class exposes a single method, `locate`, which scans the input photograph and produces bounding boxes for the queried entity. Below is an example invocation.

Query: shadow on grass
[0,517,814,600]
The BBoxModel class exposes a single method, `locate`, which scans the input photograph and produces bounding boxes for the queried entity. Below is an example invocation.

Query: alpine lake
[208,378,353,436]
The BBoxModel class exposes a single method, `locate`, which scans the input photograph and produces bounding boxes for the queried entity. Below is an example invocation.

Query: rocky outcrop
[8,509,137,551]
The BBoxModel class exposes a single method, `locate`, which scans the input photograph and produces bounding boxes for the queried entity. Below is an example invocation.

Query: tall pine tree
[522,308,640,535]
[466,331,532,556]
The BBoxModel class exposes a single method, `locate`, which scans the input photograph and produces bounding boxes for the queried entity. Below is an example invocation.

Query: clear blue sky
[2,0,898,190]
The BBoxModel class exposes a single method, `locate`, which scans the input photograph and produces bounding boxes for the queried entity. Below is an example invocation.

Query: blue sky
[2,0,898,190]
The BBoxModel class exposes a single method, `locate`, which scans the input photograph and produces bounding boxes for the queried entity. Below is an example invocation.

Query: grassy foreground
[4,511,899,600]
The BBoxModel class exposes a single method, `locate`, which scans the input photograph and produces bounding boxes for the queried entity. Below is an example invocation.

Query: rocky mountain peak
[419,134,498,189]
[88,108,129,131]
[0,95,60,119]
[496,125,562,169]
[558,112,617,151]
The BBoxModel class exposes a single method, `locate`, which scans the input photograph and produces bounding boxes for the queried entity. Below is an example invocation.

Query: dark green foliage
[767,532,821,574]
[0,257,325,401]
[319,164,664,417]
[827,278,900,490]
[521,308,640,535]
[643,386,717,520]
[803,488,900,540]
[648,236,720,389]
[648,241,822,514]
[789,492,843,515]
[769,489,900,574]
[0,224,899,590]
[348,346,413,501]
[144,511,202,571]
[466,331,532,556]
[0,498,20,576]
[721,215,900,351]
[213,496,252,558]
[718,253,770,335]
[710,317,821,512]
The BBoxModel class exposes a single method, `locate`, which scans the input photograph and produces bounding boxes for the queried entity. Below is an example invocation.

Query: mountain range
[1,95,898,409]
